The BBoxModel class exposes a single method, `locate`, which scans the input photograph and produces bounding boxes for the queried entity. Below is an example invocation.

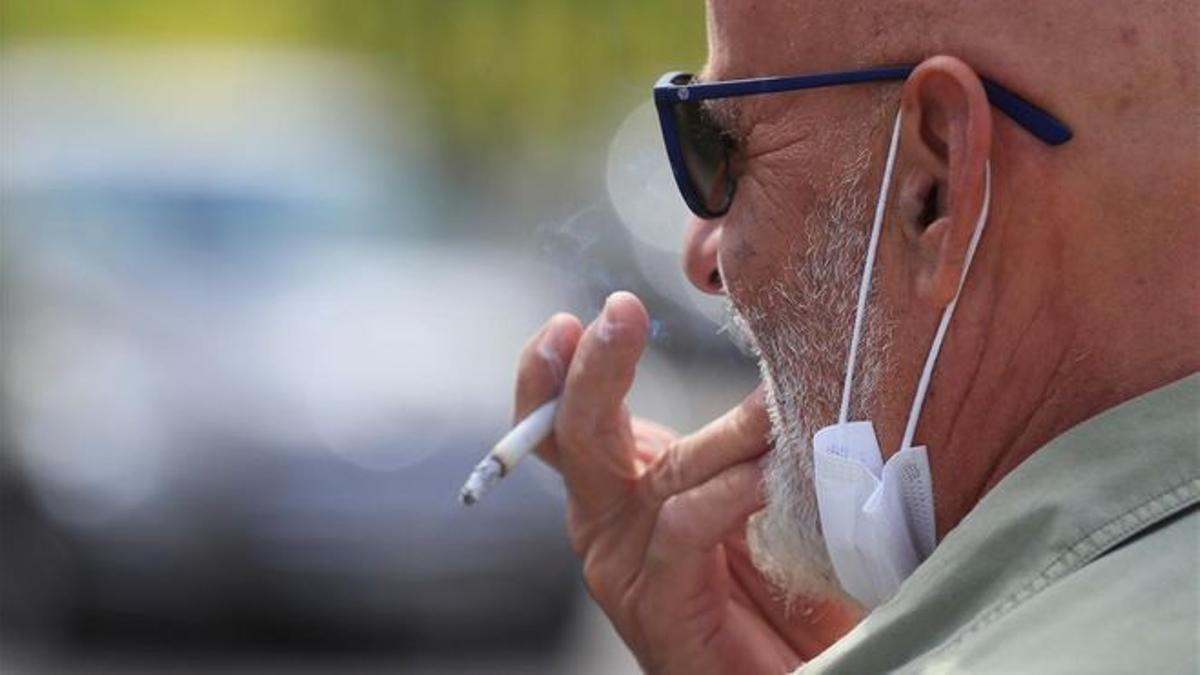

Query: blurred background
[0,2,759,673]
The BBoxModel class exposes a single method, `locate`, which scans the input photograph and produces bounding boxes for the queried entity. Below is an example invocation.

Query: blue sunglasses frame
[654,66,1073,219]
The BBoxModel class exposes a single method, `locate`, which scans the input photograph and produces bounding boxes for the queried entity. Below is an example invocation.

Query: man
[513,1,1198,672]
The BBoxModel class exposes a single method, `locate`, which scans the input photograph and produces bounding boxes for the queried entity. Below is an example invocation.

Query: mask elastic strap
[900,161,992,449]
[838,111,903,425]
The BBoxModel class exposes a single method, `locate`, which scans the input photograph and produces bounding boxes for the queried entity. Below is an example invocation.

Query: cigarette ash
[459,456,503,506]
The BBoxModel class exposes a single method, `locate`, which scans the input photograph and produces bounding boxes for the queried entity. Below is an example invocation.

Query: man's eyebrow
[692,66,743,138]
[705,98,743,141]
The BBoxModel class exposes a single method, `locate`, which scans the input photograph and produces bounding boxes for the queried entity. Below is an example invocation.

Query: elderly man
[513,1,1198,672]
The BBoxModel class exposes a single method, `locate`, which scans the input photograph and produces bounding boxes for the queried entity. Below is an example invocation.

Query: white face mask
[812,110,992,609]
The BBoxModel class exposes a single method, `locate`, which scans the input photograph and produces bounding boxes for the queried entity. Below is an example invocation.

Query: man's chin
[745,463,846,604]
[746,511,841,601]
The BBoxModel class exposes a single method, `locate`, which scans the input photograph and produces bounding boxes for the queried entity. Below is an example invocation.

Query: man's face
[695,0,904,598]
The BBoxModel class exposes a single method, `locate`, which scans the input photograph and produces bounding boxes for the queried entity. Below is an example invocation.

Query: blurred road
[2,355,758,674]
[3,591,637,674]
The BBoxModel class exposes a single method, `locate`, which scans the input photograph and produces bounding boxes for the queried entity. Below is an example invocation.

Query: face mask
[812,110,992,609]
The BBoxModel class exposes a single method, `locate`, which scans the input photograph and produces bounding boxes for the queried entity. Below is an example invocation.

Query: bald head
[704,0,1197,202]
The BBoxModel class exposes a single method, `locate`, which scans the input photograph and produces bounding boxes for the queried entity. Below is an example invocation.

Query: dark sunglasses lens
[671,99,734,216]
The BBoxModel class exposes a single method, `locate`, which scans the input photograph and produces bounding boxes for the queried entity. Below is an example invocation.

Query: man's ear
[896,56,993,308]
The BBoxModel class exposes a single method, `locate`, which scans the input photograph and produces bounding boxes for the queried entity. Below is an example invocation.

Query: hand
[514,292,860,675]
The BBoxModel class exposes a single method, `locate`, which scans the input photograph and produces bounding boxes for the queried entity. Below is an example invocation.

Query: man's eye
[719,125,740,151]
[701,102,741,146]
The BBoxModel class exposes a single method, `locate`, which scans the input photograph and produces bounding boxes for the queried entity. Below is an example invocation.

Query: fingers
[618,461,763,658]
[512,291,650,514]
[555,291,650,511]
[575,389,768,602]
[632,417,679,452]
[631,417,678,472]
[514,312,583,469]
[652,460,765,556]
[643,386,770,502]
[631,460,765,619]
[579,459,763,616]
[560,291,649,435]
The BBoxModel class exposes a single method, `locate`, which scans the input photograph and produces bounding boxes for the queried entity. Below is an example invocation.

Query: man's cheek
[718,230,762,303]
[718,206,797,301]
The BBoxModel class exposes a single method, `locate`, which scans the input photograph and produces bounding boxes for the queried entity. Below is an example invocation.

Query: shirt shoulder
[914,504,1199,674]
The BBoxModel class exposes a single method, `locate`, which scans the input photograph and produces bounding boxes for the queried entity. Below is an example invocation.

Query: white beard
[723,147,895,603]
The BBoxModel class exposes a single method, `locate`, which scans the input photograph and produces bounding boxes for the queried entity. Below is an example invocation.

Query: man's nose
[682,215,723,294]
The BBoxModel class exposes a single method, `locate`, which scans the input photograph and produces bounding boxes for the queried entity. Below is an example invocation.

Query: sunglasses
[653,65,1073,219]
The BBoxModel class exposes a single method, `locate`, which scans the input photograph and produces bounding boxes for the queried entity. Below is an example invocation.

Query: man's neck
[923,286,1198,538]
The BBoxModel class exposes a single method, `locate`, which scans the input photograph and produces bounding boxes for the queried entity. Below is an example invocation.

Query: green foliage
[0,0,707,157]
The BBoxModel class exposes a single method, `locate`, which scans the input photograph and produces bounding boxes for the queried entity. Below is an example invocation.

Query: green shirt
[799,373,1200,674]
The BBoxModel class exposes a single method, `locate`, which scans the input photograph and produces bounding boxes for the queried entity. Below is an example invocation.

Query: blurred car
[0,45,583,653]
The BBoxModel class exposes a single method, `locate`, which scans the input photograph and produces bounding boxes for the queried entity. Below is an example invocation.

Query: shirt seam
[924,473,1200,661]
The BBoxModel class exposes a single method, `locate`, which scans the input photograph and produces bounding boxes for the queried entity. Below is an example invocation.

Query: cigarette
[459,397,559,506]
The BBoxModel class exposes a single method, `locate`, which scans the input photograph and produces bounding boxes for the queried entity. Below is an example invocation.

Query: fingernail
[538,323,566,383]
[597,293,620,342]
[603,292,619,317]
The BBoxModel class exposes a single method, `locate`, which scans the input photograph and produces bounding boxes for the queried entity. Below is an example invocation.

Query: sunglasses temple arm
[982,79,1073,145]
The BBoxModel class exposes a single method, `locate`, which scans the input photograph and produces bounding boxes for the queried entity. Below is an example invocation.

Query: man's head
[683,0,1199,599]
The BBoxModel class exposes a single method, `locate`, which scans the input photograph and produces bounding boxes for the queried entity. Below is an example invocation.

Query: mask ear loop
[899,161,992,450]
[838,111,904,426]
